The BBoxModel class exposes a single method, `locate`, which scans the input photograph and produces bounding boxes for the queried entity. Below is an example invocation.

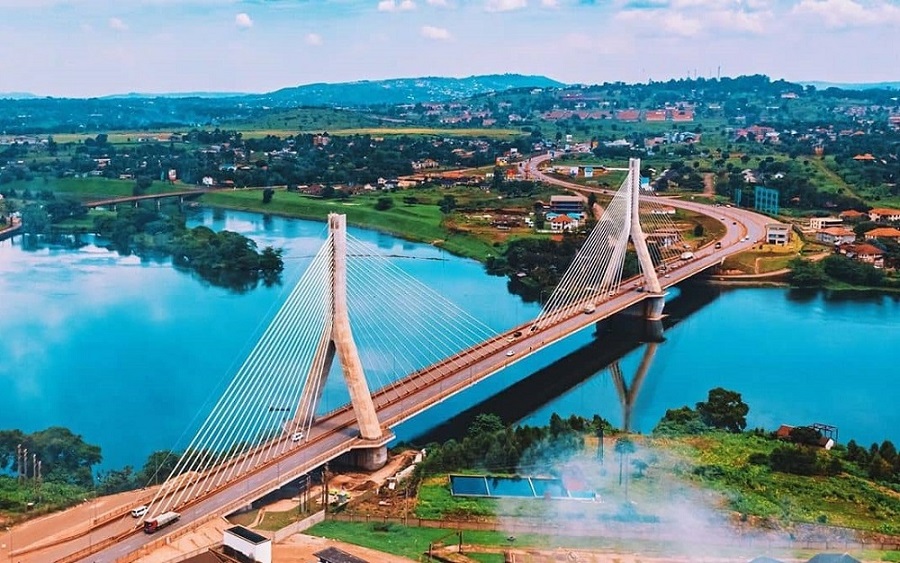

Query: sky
[0,0,898,98]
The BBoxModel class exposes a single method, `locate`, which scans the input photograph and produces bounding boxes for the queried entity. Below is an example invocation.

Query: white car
[505,350,515,357]
[291,431,304,442]
[131,505,148,518]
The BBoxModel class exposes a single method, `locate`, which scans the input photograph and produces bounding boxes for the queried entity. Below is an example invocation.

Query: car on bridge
[291,431,304,442]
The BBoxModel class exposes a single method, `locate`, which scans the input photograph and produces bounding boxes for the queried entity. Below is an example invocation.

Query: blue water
[517,288,900,447]
[0,209,538,470]
[1,208,898,473]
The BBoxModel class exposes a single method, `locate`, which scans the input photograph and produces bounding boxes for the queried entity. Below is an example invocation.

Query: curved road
[49,156,774,563]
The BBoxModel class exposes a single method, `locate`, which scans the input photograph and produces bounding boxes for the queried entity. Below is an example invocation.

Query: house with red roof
[839,209,867,222]
[839,243,885,269]
[864,227,900,242]
[816,227,856,246]
[868,208,900,222]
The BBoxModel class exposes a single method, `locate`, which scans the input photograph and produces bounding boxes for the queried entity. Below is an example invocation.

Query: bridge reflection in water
[413,282,723,442]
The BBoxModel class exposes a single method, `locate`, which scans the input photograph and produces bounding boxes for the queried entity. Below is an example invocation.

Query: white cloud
[378,0,417,11]
[420,25,451,39]
[541,0,559,7]
[427,0,450,6]
[235,12,253,29]
[485,0,527,11]
[661,11,703,35]
[108,17,128,31]
[305,33,323,46]
[792,0,900,28]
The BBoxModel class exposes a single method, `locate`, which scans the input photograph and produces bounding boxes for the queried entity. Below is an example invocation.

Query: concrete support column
[328,214,383,443]
[628,158,665,323]
[644,295,666,322]
[629,158,662,296]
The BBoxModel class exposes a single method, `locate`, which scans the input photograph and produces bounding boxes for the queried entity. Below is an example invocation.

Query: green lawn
[200,189,503,261]
[307,520,900,562]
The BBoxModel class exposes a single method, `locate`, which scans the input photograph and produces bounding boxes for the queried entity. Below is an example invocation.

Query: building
[864,227,900,242]
[314,547,370,563]
[549,214,576,232]
[223,526,271,563]
[808,217,843,230]
[765,223,791,245]
[868,207,900,222]
[816,227,856,246]
[839,243,885,268]
[839,209,867,222]
[549,195,584,214]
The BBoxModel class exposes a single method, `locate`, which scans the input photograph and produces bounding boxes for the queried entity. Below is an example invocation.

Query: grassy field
[722,234,805,274]
[200,189,503,261]
[665,432,900,535]
[50,126,523,144]
[307,520,900,562]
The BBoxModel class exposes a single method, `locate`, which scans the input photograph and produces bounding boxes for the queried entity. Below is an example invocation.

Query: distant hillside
[257,74,565,107]
[100,91,251,100]
[0,92,38,100]
[803,81,900,91]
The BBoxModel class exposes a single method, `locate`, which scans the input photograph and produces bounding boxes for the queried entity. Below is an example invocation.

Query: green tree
[20,203,51,235]
[787,258,828,287]
[653,406,708,435]
[133,176,153,196]
[138,450,181,487]
[374,197,394,211]
[262,187,275,204]
[97,466,137,494]
[438,195,457,214]
[467,414,504,438]
[30,427,102,487]
[695,387,749,432]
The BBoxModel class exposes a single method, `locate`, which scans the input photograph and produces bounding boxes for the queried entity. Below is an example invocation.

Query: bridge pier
[643,318,665,343]
[341,445,389,471]
[644,294,666,322]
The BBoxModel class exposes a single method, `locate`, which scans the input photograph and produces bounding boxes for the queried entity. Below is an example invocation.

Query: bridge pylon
[295,213,387,470]
[627,157,666,321]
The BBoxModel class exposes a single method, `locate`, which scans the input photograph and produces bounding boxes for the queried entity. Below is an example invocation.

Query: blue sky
[0,0,898,97]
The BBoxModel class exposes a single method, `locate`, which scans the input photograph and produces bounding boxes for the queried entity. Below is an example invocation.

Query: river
[0,209,897,471]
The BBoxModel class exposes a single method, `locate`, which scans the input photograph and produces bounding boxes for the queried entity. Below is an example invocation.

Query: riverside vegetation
[337,389,900,535]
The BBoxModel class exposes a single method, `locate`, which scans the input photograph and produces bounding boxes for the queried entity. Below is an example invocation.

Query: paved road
[60,158,774,563]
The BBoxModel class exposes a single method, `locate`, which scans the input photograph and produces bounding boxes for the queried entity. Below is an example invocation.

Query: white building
[765,223,791,245]
[808,217,843,230]
[223,526,271,563]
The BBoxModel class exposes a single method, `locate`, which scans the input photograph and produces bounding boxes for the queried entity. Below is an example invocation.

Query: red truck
[143,511,180,534]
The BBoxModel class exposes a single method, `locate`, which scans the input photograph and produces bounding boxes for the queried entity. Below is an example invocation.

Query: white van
[131,505,149,518]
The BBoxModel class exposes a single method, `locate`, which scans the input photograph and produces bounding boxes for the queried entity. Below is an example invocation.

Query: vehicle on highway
[714,242,722,249]
[664,273,671,278]
[583,304,596,314]
[131,505,148,518]
[505,350,515,357]
[143,511,180,534]
[680,252,694,260]
[291,431,304,442]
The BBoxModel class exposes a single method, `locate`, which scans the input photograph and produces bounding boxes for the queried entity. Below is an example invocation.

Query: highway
[53,156,774,563]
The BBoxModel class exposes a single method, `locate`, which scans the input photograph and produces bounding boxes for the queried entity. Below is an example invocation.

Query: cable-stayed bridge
[58,158,771,563]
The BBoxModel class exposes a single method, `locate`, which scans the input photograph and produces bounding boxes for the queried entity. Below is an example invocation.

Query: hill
[803,81,900,91]
[257,74,565,107]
